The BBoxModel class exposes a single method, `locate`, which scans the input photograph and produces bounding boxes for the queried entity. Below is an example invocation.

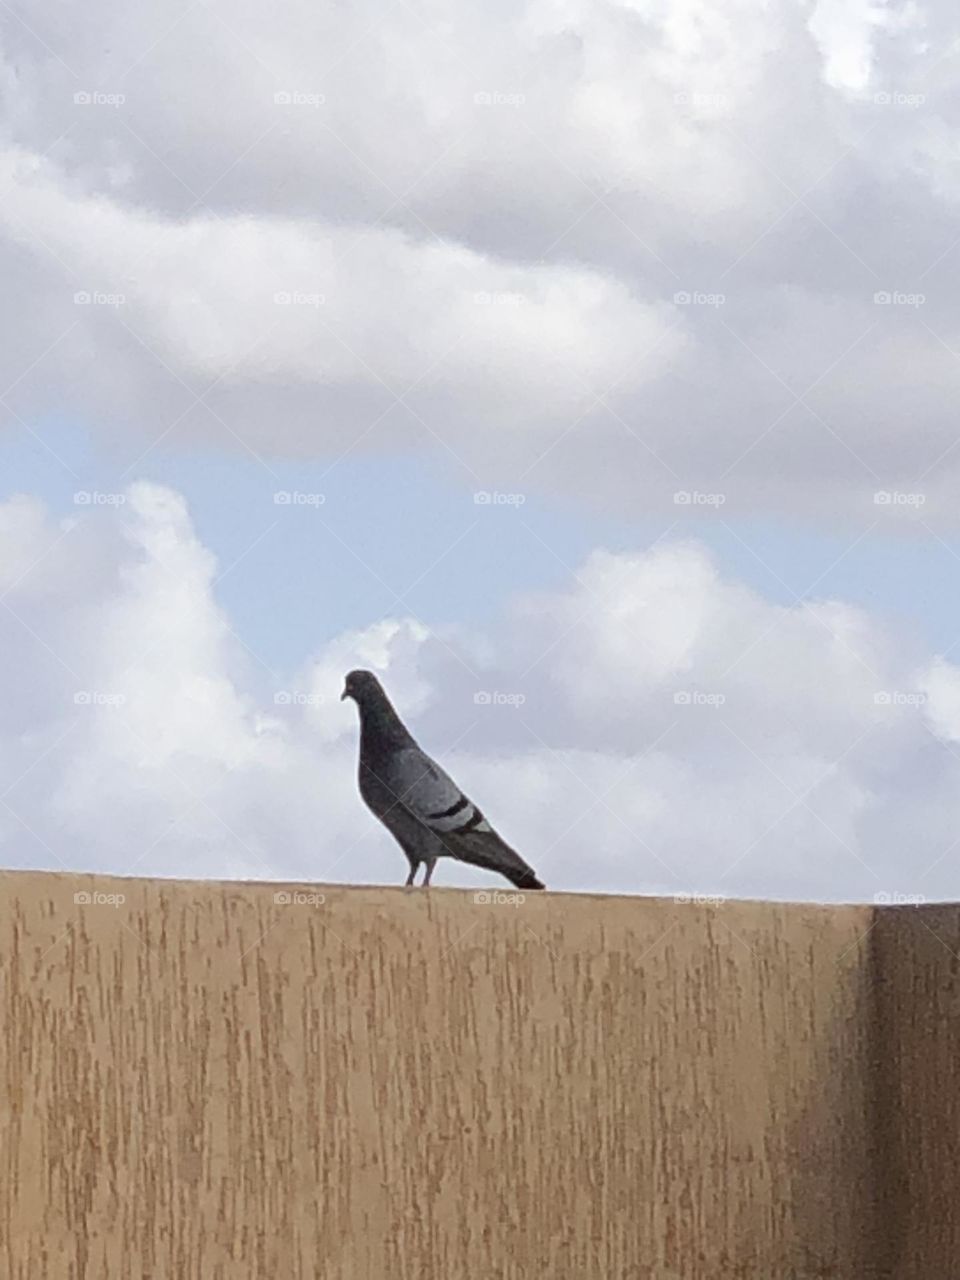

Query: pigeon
[341,669,545,890]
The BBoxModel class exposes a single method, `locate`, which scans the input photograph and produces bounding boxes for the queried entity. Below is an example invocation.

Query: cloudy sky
[3,0,960,899]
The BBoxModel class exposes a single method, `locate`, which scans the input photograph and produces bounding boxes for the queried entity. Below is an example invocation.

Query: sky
[3,0,960,900]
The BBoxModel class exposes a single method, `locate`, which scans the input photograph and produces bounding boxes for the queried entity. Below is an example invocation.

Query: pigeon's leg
[421,858,437,887]
[404,861,419,888]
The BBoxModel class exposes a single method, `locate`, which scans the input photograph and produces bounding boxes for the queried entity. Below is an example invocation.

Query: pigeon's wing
[390,749,544,890]
[387,748,480,833]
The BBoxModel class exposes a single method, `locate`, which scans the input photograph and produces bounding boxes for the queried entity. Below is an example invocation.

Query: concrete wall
[0,871,933,1278]
[869,905,960,1279]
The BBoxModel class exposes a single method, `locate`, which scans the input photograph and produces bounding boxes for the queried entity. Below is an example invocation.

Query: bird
[341,669,545,890]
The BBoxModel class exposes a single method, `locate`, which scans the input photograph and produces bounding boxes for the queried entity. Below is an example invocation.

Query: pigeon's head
[340,669,383,705]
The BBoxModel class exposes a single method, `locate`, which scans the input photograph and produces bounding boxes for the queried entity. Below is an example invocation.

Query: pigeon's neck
[357,685,416,759]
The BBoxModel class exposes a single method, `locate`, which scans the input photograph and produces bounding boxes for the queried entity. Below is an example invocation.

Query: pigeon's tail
[445,828,545,890]
[512,868,545,891]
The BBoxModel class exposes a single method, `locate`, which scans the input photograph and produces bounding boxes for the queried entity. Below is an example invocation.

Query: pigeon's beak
[340,684,349,702]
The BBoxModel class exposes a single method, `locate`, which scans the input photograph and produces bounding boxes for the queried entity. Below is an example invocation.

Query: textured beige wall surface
[869,905,960,1280]
[0,872,902,1278]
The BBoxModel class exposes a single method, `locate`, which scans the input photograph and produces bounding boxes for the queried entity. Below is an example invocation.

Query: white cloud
[1,482,959,900]
[1,0,960,517]
[808,0,926,94]
[919,658,960,743]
